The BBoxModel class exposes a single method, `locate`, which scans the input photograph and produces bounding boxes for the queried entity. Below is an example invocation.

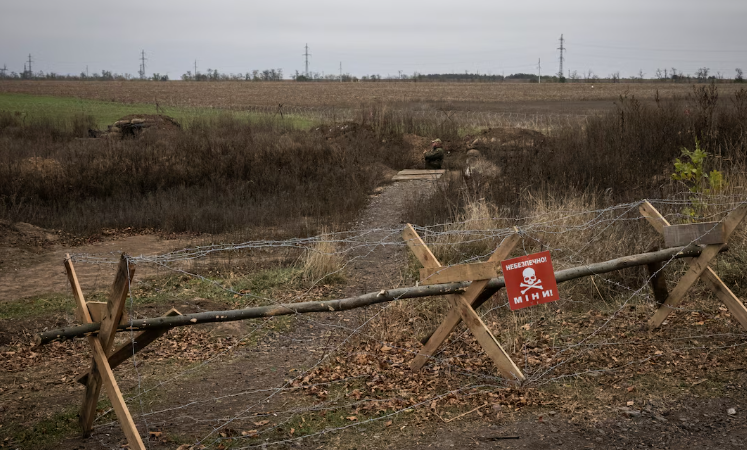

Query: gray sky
[1,0,746,79]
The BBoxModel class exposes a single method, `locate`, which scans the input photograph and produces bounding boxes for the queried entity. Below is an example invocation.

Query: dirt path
[0,234,195,301]
[0,179,433,449]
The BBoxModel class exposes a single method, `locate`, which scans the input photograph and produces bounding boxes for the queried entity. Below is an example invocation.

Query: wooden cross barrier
[64,254,181,450]
[403,224,525,382]
[640,201,747,330]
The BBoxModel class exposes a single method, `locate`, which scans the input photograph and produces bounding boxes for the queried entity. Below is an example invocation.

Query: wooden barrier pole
[38,245,726,345]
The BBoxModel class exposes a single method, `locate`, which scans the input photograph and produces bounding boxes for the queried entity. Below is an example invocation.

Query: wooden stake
[640,201,747,330]
[404,224,523,381]
[66,255,145,450]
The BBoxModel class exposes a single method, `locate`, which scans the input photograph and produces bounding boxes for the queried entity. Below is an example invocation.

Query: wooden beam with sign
[639,201,747,330]
[403,224,524,382]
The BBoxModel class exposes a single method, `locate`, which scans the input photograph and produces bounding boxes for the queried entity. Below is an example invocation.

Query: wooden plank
[89,335,146,450]
[450,295,524,381]
[80,255,135,433]
[419,261,499,285]
[402,224,442,270]
[397,169,446,175]
[645,202,747,328]
[700,268,747,330]
[64,256,100,432]
[67,255,145,449]
[77,309,182,385]
[87,302,129,325]
[639,200,669,234]
[410,233,521,371]
[99,255,136,351]
[663,222,725,248]
[392,174,443,181]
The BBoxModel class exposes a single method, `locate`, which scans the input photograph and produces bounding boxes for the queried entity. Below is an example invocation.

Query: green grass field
[0,93,315,129]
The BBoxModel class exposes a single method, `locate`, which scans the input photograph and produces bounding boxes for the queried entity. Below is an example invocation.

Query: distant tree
[569,70,579,82]
[696,67,710,83]
[609,71,620,83]
[655,68,664,81]
[638,70,646,81]
[736,68,744,83]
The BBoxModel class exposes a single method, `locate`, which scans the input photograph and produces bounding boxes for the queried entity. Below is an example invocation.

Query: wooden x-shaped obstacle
[65,254,180,450]
[640,201,747,330]
[402,224,525,382]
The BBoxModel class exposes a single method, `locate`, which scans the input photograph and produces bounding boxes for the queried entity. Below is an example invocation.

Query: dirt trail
[0,234,194,301]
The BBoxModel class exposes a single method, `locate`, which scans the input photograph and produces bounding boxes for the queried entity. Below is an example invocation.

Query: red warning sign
[501,250,560,311]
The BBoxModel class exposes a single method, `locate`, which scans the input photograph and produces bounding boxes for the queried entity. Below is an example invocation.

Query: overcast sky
[1,0,746,79]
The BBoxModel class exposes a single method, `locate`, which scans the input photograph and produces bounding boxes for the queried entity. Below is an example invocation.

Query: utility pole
[538,59,541,84]
[557,34,566,78]
[194,60,198,77]
[339,62,342,82]
[86,65,89,77]
[139,50,147,80]
[303,44,310,78]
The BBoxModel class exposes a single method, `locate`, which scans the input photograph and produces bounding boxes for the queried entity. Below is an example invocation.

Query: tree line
[0,67,743,83]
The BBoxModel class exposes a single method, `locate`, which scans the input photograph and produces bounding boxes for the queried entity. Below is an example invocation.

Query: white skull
[522,268,537,285]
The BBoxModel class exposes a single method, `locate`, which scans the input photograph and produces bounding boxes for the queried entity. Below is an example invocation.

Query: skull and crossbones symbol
[520,268,543,294]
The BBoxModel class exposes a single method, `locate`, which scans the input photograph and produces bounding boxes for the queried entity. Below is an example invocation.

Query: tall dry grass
[299,230,345,286]
[0,112,417,236]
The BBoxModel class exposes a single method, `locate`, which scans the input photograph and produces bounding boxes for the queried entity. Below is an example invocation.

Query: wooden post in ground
[65,254,145,450]
[639,201,747,330]
[403,225,524,382]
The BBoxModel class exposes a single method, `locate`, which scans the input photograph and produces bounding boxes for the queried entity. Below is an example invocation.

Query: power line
[558,34,566,78]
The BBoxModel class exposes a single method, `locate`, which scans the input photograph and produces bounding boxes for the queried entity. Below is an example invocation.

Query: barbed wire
[56,193,747,448]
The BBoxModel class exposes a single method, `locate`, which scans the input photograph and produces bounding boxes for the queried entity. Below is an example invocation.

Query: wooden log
[36,245,723,345]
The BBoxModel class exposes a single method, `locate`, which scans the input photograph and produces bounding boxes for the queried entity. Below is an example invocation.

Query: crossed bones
[520,279,543,295]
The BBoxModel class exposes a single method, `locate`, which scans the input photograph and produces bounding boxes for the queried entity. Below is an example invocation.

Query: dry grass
[299,229,345,286]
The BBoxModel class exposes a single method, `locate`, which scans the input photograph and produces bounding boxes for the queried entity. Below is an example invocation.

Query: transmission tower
[303,44,311,77]
[194,60,198,78]
[0,64,7,78]
[538,59,541,84]
[557,34,566,78]
[27,54,33,78]
[339,61,342,82]
[139,50,147,79]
